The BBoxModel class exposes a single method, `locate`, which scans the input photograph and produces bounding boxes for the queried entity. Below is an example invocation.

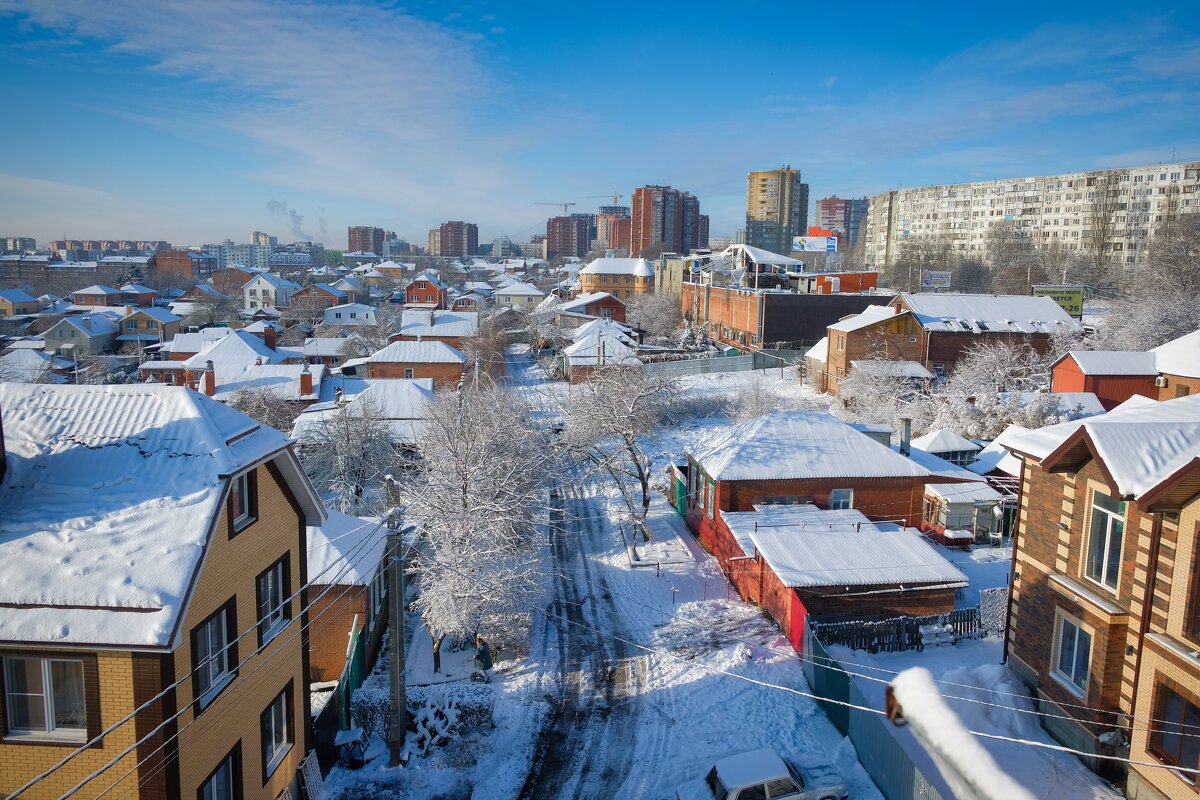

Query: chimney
[263,325,277,351]
[900,418,912,456]
[299,363,312,397]
[255,356,263,366]
[204,360,216,396]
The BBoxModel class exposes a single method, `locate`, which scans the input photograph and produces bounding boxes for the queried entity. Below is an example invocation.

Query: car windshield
[705,767,729,799]
[784,761,806,789]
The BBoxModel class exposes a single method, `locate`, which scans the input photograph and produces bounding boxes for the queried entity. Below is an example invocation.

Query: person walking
[473,635,493,682]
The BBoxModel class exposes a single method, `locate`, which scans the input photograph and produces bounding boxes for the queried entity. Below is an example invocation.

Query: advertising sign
[920,271,952,290]
[791,236,838,253]
[1032,285,1085,319]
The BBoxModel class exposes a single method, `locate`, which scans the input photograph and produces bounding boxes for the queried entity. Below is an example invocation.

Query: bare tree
[1085,171,1121,286]
[297,396,402,514]
[403,380,552,669]
[886,233,957,293]
[564,369,677,541]
[185,291,240,327]
[627,292,683,340]
[337,304,400,358]
[227,387,304,432]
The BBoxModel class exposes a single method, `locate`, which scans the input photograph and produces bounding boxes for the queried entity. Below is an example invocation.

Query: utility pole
[385,478,407,766]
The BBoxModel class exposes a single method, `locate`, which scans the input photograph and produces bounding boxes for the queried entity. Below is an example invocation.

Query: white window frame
[404,368,414,379]
[257,560,288,646]
[2,657,87,742]
[262,688,291,778]
[196,610,233,707]
[1052,612,1092,698]
[1084,489,1125,592]
[829,488,854,510]
[230,472,253,530]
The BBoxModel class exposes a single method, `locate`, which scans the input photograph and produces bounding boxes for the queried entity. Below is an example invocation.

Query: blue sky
[1,0,1198,247]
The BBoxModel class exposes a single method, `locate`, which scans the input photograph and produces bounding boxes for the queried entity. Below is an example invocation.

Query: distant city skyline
[0,2,1198,246]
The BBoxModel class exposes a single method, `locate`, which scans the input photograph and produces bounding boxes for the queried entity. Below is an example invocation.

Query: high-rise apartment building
[631,185,703,256]
[597,206,631,252]
[251,231,278,247]
[519,236,546,259]
[862,160,1200,271]
[439,221,479,257]
[3,236,36,253]
[746,166,809,256]
[492,236,515,259]
[347,226,385,254]
[815,196,869,248]
[546,216,590,260]
[427,229,441,257]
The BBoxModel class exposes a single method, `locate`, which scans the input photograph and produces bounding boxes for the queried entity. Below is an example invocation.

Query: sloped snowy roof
[691,412,930,481]
[557,292,620,313]
[925,482,1004,504]
[827,305,897,333]
[805,337,828,363]
[292,378,434,444]
[0,288,37,304]
[127,306,181,324]
[243,320,285,333]
[563,330,639,366]
[1151,329,1200,379]
[246,272,300,290]
[1001,394,1200,498]
[851,360,934,379]
[0,383,323,647]
[573,317,634,341]
[911,429,981,455]
[966,426,1029,477]
[162,327,234,354]
[496,282,545,296]
[722,505,967,589]
[182,329,285,371]
[579,257,654,277]
[215,363,327,401]
[895,446,983,482]
[1062,350,1157,376]
[0,349,71,382]
[73,284,122,296]
[304,337,351,357]
[55,313,120,337]
[307,512,386,585]
[398,309,478,339]
[362,340,465,364]
[898,293,1079,334]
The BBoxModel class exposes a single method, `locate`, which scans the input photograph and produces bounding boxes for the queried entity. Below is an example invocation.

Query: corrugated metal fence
[639,349,808,379]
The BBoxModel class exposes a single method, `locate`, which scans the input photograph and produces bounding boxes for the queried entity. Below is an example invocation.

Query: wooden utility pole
[385,480,408,766]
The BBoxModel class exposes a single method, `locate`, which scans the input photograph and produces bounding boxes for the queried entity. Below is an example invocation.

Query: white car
[676,747,849,800]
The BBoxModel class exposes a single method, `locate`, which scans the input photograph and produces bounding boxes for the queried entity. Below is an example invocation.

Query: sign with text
[792,236,838,253]
[920,271,952,290]
[1032,285,1085,319]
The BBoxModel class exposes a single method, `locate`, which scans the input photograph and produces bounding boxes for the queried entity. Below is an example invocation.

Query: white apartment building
[863,160,1200,271]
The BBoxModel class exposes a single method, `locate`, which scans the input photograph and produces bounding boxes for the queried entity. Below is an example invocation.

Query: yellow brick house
[0,383,327,799]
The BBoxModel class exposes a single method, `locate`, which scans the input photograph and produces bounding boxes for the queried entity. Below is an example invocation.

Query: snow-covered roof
[127,306,181,324]
[563,330,639,366]
[292,378,434,444]
[850,360,934,379]
[911,429,981,455]
[245,272,300,290]
[409,270,448,288]
[0,383,324,647]
[898,293,1079,334]
[827,305,897,333]
[925,482,1004,504]
[162,327,234,354]
[896,446,984,482]
[496,282,545,297]
[691,412,931,481]
[327,302,375,314]
[307,512,386,585]
[73,284,122,296]
[0,289,37,304]
[304,337,351,357]
[398,309,479,339]
[361,340,465,364]
[556,292,620,313]
[805,337,828,363]
[243,320,285,333]
[1151,329,1200,379]
[722,505,968,589]
[0,349,71,382]
[579,257,654,277]
[1024,391,1106,418]
[182,329,285,371]
[1062,350,1158,376]
[215,363,326,401]
[307,283,348,301]
[119,283,156,294]
[1001,394,1200,498]
[720,243,804,267]
[966,426,1029,477]
[54,313,119,337]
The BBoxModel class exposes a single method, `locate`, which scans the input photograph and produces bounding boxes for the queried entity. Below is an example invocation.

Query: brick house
[390,309,479,351]
[70,284,126,307]
[0,383,326,799]
[404,271,450,309]
[287,283,348,320]
[0,289,39,317]
[720,504,966,650]
[339,340,466,386]
[210,267,258,295]
[553,291,627,325]
[578,256,655,300]
[1001,395,1200,794]
[1149,329,1200,400]
[684,412,935,566]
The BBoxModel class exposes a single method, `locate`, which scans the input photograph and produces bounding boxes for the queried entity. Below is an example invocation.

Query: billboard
[1032,285,1085,319]
[920,271,952,290]
[792,236,838,253]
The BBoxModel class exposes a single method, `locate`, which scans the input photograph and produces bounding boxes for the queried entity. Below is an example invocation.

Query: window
[192,600,237,709]
[705,480,716,519]
[932,363,945,378]
[1176,385,1191,398]
[740,785,767,800]
[3,658,86,740]
[126,320,138,330]
[229,471,257,534]
[766,776,803,797]
[1053,614,1091,695]
[147,320,158,330]
[256,558,290,647]
[1150,683,1200,772]
[425,295,433,302]
[829,489,854,510]
[404,368,414,379]
[260,682,293,781]
[200,743,241,800]
[837,335,844,351]
[1085,490,1124,591]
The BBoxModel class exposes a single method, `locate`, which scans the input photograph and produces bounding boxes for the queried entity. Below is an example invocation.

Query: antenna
[535,202,577,215]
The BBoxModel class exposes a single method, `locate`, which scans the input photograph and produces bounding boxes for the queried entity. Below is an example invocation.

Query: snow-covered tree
[564,369,677,541]
[404,380,553,669]
[835,359,932,435]
[298,396,401,513]
[336,304,400,359]
[627,292,683,340]
[226,387,303,432]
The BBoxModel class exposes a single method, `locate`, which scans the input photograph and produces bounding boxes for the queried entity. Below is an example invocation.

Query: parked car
[676,747,848,800]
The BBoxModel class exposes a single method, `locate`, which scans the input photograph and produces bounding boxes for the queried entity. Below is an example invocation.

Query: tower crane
[535,202,576,215]
[587,193,625,207]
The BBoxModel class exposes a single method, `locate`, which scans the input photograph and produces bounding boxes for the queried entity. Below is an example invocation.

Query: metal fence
[811,607,984,654]
[639,349,807,378]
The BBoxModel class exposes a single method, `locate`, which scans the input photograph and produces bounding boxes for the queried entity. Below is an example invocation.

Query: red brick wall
[716,476,928,527]
[308,586,367,681]
[681,284,761,347]
[365,361,463,385]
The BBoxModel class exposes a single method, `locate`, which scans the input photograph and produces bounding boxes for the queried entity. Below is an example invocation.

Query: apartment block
[815,196,869,248]
[631,185,703,257]
[746,166,809,256]
[546,216,590,260]
[862,161,1200,271]
[347,226,385,255]
[438,221,479,258]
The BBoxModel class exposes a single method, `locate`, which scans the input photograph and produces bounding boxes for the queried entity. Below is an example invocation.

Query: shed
[1050,350,1159,410]
[921,482,1005,546]
[909,429,981,466]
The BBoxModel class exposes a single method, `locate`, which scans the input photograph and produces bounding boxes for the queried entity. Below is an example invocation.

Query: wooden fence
[811,607,983,654]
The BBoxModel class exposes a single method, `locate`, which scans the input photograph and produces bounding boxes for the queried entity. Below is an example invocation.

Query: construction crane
[535,202,576,215]
[587,193,624,207]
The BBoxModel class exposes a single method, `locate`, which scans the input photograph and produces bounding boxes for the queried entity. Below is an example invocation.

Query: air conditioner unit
[1155,375,1168,388]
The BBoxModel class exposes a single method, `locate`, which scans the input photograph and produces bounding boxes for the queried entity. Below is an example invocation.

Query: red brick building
[438,221,479,258]
[1050,351,1159,410]
[404,271,450,309]
[1002,396,1200,792]
[347,226,385,255]
[341,340,465,386]
[546,215,590,260]
[630,185,703,257]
